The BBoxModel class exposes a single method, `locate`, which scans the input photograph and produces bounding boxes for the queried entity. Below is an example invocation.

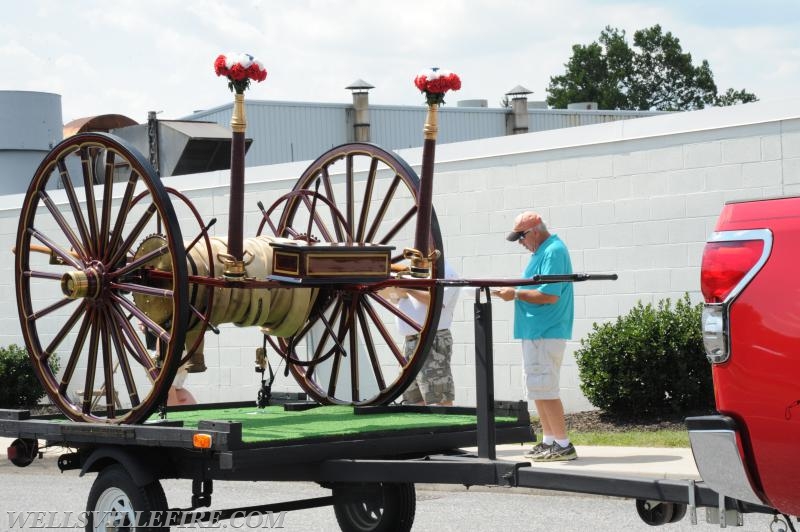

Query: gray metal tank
[0,90,62,194]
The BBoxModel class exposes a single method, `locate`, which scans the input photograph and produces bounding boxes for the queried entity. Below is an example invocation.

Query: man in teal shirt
[495,211,575,461]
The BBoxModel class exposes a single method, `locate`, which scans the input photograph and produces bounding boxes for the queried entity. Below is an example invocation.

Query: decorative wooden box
[269,242,394,284]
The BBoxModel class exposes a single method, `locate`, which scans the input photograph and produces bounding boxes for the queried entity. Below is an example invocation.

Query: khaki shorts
[521,338,566,400]
[403,329,455,404]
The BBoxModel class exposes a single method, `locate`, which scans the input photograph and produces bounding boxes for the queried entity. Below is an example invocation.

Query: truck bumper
[686,415,764,506]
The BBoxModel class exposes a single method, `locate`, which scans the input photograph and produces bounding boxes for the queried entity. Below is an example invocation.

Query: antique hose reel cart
[13,64,462,425]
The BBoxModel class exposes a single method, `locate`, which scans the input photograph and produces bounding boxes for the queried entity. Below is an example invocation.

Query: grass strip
[161,405,518,443]
[569,430,689,448]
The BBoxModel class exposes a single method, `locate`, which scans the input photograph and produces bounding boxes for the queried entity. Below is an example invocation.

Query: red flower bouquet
[414,68,461,105]
[214,53,268,94]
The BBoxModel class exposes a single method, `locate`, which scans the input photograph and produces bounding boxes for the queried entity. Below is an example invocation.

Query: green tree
[716,87,759,107]
[547,27,632,110]
[547,25,757,111]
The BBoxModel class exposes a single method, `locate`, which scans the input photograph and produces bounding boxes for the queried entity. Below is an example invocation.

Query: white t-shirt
[396,261,460,336]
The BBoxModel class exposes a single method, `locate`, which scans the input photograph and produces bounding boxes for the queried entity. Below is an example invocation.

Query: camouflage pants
[402,329,455,404]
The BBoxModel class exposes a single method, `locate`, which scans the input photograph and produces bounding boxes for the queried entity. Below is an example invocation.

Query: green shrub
[0,344,57,408]
[575,294,713,419]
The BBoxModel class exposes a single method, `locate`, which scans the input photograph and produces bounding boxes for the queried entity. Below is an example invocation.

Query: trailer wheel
[668,503,687,523]
[7,438,38,467]
[333,482,415,532]
[635,499,680,526]
[86,464,168,531]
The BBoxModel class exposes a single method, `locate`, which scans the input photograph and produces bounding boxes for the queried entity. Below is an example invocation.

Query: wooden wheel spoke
[39,191,88,261]
[356,303,386,392]
[26,296,74,321]
[25,270,64,280]
[356,158,380,244]
[326,307,353,397]
[28,228,82,269]
[107,313,140,407]
[189,304,215,333]
[378,205,417,246]
[320,166,345,242]
[82,311,101,414]
[99,151,116,257]
[56,159,94,258]
[364,173,400,244]
[58,311,92,396]
[110,293,170,346]
[300,193,335,242]
[345,155,355,233]
[106,170,139,262]
[44,300,87,360]
[108,202,158,267]
[99,312,116,417]
[305,301,343,379]
[290,297,336,347]
[80,147,101,256]
[363,296,408,366]
[366,292,424,333]
[111,281,173,300]
[109,243,169,278]
[109,304,155,372]
[347,296,360,401]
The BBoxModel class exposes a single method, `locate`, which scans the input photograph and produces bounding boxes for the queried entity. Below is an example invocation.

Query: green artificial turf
[159,405,516,443]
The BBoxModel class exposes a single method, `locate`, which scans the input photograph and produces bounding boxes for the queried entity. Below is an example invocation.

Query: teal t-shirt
[514,234,574,340]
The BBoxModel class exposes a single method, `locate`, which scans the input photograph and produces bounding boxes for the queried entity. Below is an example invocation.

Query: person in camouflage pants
[402,329,455,405]
[383,260,460,406]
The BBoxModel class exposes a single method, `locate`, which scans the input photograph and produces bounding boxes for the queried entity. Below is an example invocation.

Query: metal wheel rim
[93,487,135,531]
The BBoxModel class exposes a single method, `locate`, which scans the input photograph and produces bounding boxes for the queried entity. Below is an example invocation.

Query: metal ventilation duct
[111,119,252,177]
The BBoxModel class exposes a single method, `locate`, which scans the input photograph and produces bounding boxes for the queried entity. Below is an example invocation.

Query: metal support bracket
[474,287,496,459]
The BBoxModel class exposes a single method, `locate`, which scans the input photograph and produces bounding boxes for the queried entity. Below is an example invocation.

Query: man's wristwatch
[514,289,520,300]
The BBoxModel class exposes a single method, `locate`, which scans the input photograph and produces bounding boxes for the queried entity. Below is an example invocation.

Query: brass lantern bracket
[402,247,441,278]
[218,250,255,281]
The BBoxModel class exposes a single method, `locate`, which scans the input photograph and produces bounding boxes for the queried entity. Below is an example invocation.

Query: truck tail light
[702,305,727,363]
[701,240,764,303]
[700,230,771,364]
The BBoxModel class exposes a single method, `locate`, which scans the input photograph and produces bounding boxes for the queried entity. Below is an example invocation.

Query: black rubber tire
[635,498,675,526]
[85,464,168,531]
[333,482,415,532]
[668,502,688,523]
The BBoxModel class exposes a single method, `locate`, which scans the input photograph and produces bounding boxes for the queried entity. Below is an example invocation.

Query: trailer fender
[79,446,160,487]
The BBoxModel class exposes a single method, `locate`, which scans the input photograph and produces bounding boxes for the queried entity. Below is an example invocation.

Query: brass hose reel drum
[132,234,317,337]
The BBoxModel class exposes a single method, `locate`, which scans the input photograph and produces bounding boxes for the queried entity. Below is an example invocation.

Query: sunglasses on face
[517,229,531,241]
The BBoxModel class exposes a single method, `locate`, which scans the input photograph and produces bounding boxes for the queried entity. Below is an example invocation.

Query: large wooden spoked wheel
[268,143,444,405]
[14,132,189,424]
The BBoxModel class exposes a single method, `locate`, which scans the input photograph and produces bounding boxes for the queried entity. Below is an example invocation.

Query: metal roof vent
[111,120,252,177]
[345,79,375,93]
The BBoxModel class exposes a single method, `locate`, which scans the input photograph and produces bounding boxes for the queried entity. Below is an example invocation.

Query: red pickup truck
[692,197,800,517]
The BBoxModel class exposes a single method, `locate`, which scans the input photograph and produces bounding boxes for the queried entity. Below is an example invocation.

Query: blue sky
[2,0,798,124]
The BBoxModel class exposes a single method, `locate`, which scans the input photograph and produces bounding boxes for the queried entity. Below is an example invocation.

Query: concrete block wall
[1,98,798,412]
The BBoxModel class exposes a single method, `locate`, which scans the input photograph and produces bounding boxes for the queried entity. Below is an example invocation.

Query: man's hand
[492,287,516,301]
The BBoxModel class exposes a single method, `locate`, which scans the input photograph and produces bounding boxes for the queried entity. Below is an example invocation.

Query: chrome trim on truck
[706,229,772,305]
[688,423,763,506]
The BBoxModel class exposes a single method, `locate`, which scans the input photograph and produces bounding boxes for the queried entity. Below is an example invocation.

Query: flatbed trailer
[0,294,784,531]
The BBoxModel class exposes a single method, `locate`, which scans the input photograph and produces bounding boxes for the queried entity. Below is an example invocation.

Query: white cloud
[2,0,798,122]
